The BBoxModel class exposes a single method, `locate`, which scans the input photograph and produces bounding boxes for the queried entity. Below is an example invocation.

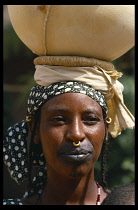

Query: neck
[39,168,98,205]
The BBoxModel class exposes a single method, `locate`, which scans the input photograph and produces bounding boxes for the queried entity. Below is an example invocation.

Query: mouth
[60,153,92,162]
[57,145,93,163]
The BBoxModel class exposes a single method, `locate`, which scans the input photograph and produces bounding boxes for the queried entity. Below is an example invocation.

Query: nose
[65,118,85,144]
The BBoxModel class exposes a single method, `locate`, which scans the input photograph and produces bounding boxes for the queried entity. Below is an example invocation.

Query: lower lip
[60,153,92,163]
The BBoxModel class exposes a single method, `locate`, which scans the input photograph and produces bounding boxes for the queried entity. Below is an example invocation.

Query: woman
[3,80,111,205]
[3,5,134,205]
[23,83,109,205]
[3,60,135,205]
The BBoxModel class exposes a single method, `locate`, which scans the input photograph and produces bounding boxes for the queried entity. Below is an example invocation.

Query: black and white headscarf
[3,81,107,198]
[27,81,107,117]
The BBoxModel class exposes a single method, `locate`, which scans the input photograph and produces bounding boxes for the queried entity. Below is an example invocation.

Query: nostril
[66,137,85,146]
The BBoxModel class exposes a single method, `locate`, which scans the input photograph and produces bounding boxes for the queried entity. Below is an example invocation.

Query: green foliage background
[3,6,135,198]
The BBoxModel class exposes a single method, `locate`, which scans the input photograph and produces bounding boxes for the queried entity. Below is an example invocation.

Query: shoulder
[3,198,23,205]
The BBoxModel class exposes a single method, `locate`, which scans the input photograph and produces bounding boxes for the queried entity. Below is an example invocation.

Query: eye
[83,116,100,125]
[52,117,64,121]
[49,116,66,125]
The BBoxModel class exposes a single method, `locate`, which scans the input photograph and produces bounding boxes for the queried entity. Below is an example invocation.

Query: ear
[27,117,40,144]
[27,116,34,133]
[105,116,111,140]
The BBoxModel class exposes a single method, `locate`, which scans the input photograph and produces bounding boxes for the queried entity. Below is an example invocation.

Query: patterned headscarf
[3,80,107,197]
[27,81,107,117]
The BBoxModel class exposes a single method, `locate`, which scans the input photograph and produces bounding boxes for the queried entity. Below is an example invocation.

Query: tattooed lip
[59,152,92,163]
[60,148,91,155]
[57,144,93,163]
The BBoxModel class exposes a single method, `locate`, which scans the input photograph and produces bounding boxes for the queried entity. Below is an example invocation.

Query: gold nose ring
[73,141,81,147]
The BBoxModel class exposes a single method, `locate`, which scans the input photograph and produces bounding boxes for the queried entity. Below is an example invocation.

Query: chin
[69,168,88,179]
[61,160,94,180]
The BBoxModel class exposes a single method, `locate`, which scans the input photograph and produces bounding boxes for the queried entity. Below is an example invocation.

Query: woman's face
[38,93,107,179]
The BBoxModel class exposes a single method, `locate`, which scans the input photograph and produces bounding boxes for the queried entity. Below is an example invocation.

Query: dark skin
[22,93,109,205]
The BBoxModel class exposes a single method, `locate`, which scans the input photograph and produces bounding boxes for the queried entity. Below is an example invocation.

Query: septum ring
[73,141,81,147]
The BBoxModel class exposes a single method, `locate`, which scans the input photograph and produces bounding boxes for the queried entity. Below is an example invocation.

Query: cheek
[39,124,64,159]
[87,123,105,160]
[87,121,105,140]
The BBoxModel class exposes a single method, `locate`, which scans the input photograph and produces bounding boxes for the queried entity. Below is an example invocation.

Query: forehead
[41,92,103,114]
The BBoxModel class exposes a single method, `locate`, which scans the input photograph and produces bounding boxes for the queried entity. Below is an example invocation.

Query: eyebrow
[84,108,103,119]
[83,109,99,114]
[83,109,103,118]
[45,108,100,115]
[45,108,69,113]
